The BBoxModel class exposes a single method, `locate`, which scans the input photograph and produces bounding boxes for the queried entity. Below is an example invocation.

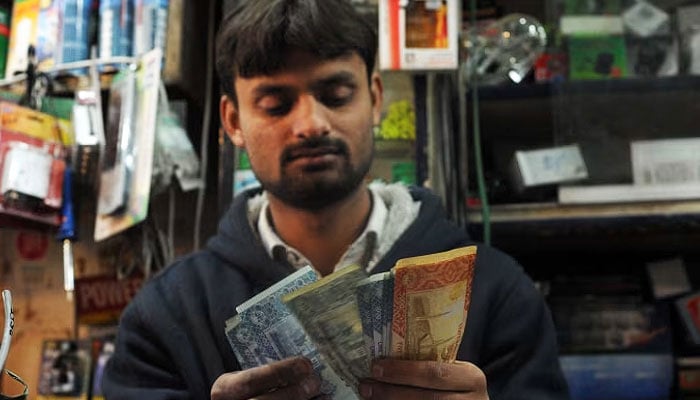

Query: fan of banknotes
[225,246,477,400]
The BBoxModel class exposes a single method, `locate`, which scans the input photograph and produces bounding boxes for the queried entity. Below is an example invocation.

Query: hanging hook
[18,45,54,111]
[18,45,36,108]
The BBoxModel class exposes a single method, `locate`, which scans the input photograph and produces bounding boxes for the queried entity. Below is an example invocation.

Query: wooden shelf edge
[467,200,700,223]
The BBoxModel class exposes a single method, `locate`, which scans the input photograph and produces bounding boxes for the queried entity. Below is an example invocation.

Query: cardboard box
[379,0,459,70]
[511,144,588,189]
[568,35,628,80]
[631,138,700,185]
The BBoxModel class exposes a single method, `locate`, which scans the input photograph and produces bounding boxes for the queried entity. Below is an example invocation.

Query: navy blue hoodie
[102,187,569,399]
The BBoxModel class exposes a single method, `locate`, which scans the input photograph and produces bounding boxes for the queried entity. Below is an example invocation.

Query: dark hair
[215,0,377,103]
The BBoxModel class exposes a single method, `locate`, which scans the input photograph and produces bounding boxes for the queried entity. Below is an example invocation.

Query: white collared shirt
[257,188,388,273]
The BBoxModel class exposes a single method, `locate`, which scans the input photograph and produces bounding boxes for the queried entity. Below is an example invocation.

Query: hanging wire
[457,39,470,228]
[193,0,217,250]
[439,74,459,222]
[469,0,491,245]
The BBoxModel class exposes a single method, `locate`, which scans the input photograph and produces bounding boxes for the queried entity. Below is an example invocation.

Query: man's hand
[358,359,489,400]
[211,356,323,400]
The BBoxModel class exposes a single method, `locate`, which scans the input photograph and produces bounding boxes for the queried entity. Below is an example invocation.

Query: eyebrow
[251,70,358,100]
[252,84,294,101]
[309,71,357,92]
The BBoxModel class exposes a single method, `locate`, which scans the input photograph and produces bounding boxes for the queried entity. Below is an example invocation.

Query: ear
[369,72,384,126]
[220,95,245,148]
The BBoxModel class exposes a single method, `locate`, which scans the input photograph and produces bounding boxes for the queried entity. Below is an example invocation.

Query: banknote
[236,265,318,314]
[224,315,255,369]
[390,246,477,362]
[381,271,394,358]
[225,266,358,400]
[356,272,391,358]
[283,264,370,388]
[355,277,377,359]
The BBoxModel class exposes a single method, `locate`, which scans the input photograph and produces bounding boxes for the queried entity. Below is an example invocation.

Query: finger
[358,381,485,400]
[254,374,322,400]
[211,357,313,399]
[369,359,486,392]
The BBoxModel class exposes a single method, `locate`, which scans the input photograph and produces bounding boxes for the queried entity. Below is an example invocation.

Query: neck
[267,186,372,276]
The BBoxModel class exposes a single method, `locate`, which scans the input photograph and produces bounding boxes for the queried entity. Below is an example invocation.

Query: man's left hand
[358,359,489,400]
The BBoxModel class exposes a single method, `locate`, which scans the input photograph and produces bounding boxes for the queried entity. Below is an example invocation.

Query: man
[103,1,570,399]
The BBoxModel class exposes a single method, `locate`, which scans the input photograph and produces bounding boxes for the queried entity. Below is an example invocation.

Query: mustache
[281,136,350,165]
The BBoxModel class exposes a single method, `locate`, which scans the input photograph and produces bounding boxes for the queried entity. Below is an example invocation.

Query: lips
[281,137,350,167]
[287,146,341,161]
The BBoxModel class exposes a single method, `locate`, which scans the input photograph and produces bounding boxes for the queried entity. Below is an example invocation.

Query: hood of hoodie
[206,186,472,290]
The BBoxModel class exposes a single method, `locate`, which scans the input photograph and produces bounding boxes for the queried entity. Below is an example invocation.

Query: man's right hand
[211,356,323,400]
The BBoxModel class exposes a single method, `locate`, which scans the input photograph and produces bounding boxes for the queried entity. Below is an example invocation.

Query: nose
[291,94,330,139]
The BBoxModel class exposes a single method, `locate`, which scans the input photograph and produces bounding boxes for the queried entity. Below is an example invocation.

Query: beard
[260,135,373,211]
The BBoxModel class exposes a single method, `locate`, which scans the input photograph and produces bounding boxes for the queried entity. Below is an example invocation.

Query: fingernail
[301,376,320,396]
[372,364,383,378]
[359,383,372,398]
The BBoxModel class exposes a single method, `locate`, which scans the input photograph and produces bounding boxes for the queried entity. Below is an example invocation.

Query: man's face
[221,52,383,210]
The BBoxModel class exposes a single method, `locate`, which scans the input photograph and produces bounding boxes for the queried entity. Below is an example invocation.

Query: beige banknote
[282,264,370,388]
[390,246,477,362]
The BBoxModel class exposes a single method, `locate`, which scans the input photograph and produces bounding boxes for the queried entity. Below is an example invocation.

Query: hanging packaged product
[72,87,105,187]
[152,84,202,194]
[0,104,66,227]
[94,48,162,241]
[96,66,136,216]
[2,144,60,206]
[379,0,459,70]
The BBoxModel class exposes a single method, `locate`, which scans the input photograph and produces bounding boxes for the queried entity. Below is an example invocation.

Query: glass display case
[461,2,700,398]
[465,0,700,232]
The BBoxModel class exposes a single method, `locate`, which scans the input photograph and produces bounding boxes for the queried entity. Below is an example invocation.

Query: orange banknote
[390,246,477,361]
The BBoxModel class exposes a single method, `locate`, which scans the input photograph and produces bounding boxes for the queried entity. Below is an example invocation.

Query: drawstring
[358,231,377,271]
